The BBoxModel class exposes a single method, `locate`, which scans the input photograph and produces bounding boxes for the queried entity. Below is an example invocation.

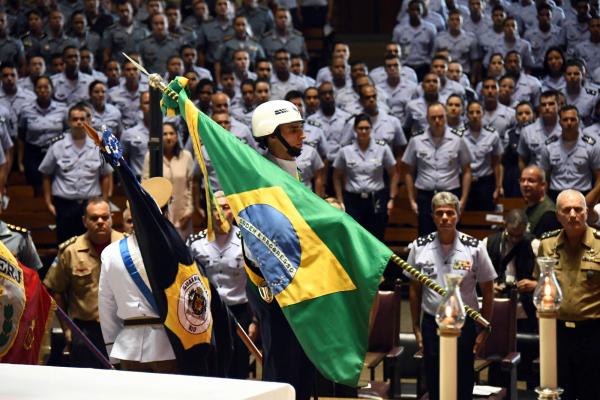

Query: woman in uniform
[446,94,465,130]
[333,113,399,240]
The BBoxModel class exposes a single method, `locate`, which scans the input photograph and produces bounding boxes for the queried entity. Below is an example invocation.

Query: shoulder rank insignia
[306,119,321,128]
[6,223,29,235]
[450,127,464,137]
[50,134,64,145]
[582,134,596,145]
[459,234,479,247]
[186,230,207,246]
[416,232,436,247]
[222,34,233,41]
[375,139,387,146]
[540,229,561,240]
[236,229,242,239]
[483,125,496,133]
[58,236,77,251]
[412,129,425,137]
[585,87,597,96]
[545,135,559,145]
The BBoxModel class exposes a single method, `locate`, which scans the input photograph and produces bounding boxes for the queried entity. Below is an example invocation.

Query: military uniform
[434,30,481,74]
[107,81,149,129]
[0,86,36,138]
[0,36,25,65]
[306,107,351,162]
[542,75,566,93]
[20,31,46,60]
[199,19,234,65]
[0,221,42,270]
[18,100,67,187]
[401,127,473,235]
[376,78,419,123]
[51,72,94,105]
[316,64,350,85]
[488,38,535,69]
[68,31,102,60]
[260,29,308,60]
[369,65,419,86]
[38,134,112,242]
[537,227,600,400]
[404,97,430,134]
[138,34,182,76]
[44,230,124,367]
[121,122,150,179]
[517,118,561,166]
[483,103,516,144]
[464,126,504,211]
[296,144,325,190]
[101,22,149,64]
[333,138,396,240]
[170,25,199,48]
[561,87,597,126]
[539,133,600,199]
[524,25,565,70]
[270,72,308,101]
[187,226,250,378]
[216,35,265,67]
[99,234,177,369]
[392,20,437,75]
[236,5,274,38]
[407,231,497,400]
[341,110,407,151]
[90,103,123,138]
[574,39,600,74]
[302,118,329,158]
[38,34,78,65]
[462,14,492,39]
[562,21,590,57]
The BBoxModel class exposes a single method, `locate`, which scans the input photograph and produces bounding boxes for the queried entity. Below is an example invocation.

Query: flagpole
[390,254,491,329]
[54,306,114,370]
[236,322,263,365]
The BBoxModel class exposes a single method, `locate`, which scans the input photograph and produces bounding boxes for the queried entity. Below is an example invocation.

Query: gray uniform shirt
[51,72,94,105]
[38,134,112,199]
[0,86,36,138]
[392,20,437,66]
[434,30,481,73]
[91,103,123,138]
[187,226,248,306]
[401,127,473,191]
[407,231,497,316]
[539,134,600,192]
[333,138,396,193]
[139,34,182,76]
[121,122,149,177]
[0,221,42,270]
[18,100,67,147]
[307,107,351,161]
[517,119,561,165]
[296,143,324,189]
[260,29,308,59]
[102,22,149,63]
[464,126,504,178]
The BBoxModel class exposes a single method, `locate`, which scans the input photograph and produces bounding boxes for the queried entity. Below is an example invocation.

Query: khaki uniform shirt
[537,226,600,321]
[43,231,124,321]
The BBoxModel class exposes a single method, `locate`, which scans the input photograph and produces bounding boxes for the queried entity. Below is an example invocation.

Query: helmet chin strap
[274,130,302,157]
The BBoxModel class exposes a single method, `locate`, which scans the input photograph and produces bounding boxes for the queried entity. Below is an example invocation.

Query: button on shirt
[464,126,504,178]
[407,231,498,317]
[393,20,436,66]
[121,122,149,177]
[187,226,247,306]
[401,127,473,191]
[517,119,561,165]
[38,134,112,199]
[51,72,94,105]
[18,101,67,147]
[434,30,481,73]
[296,143,324,189]
[333,138,396,193]
[539,134,600,192]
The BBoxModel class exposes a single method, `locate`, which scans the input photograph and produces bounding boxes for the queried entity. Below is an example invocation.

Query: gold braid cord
[390,254,491,328]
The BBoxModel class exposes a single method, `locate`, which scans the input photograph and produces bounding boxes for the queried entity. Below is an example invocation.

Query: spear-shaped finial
[121,52,179,101]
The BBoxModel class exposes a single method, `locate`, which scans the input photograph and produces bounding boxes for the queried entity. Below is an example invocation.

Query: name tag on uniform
[452,260,471,271]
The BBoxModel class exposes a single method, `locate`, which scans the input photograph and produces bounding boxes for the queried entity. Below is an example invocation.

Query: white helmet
[251,100,304,138]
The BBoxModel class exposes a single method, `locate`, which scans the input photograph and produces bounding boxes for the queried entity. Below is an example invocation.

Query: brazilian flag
[87,124,234,376]
[163,78,392,386]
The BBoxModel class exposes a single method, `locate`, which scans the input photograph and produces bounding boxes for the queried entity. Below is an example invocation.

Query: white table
[0,364,295,400]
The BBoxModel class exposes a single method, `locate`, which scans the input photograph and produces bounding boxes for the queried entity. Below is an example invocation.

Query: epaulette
[58,236,77,251]
[306,119,321,128]
[540,229,561,240]
[459,234,480,247]
[416,232,435,247]
[6,223,29,235]
[222,34,233,41]
[49,134,64,145]
[585,87,597,96]
[450,127,464,137]
[292,29,302,36]
[186,229,207,245]
[171,32,181,39]
[20,31,30,39]
[412,129,425,137]
[236,229,242,239]
[262,30,274,38]
[582,134,596,145]
[483,125,496,133]
[375,139,387,146]
[545,135,559,145]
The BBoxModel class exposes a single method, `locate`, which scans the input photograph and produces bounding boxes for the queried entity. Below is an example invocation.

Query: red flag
[0,257,55,365]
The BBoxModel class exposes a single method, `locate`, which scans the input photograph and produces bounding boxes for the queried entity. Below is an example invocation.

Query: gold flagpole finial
[121,52,179,101]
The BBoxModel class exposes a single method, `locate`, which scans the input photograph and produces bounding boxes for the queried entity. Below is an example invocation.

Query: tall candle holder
[436,274,466,400]
[534,257,563,400]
